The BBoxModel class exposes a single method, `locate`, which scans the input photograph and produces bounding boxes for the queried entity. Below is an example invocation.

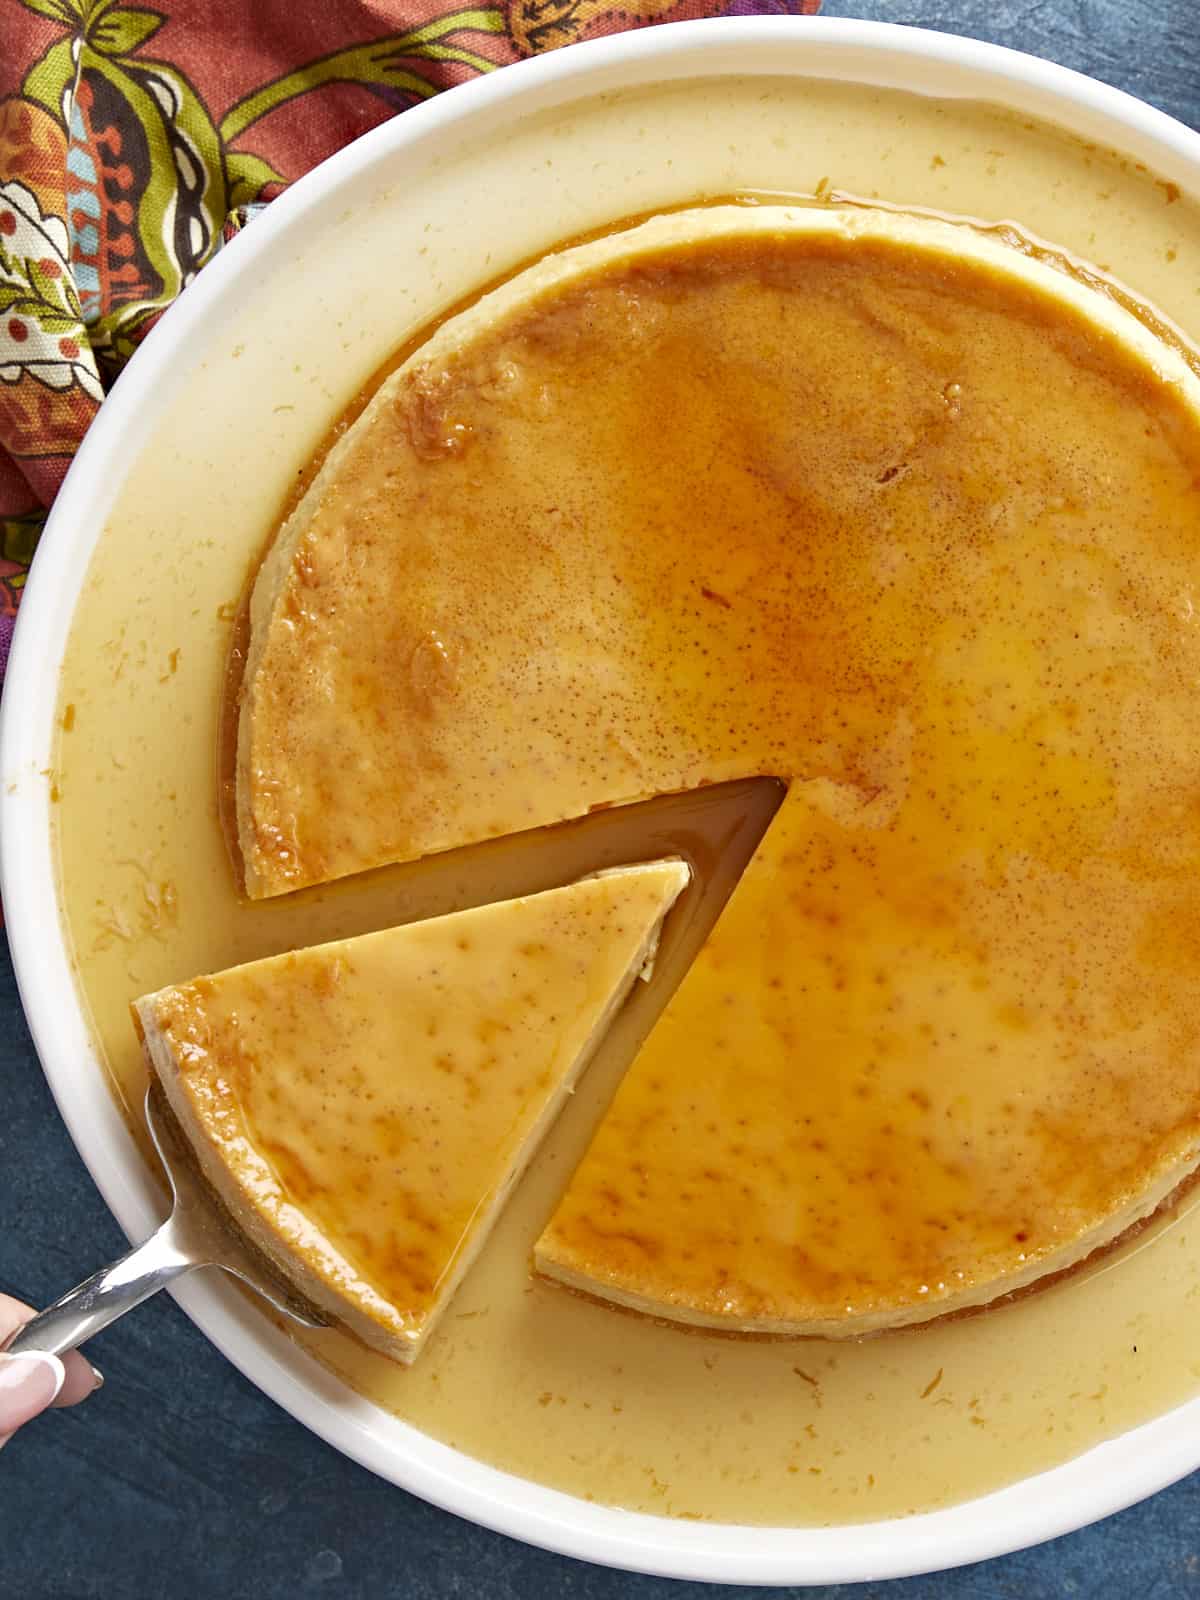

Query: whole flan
[134,863,689,1361]
[233,203,1200,1337]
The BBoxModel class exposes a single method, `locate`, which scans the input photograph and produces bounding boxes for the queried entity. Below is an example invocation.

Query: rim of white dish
[5,17,1200,1586]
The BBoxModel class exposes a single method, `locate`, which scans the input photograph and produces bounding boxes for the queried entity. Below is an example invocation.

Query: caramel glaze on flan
[135,864,688,1362]
[234,205,1200,1338]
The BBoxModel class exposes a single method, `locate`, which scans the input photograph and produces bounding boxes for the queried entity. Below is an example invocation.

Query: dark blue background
[5,4,1200,1594]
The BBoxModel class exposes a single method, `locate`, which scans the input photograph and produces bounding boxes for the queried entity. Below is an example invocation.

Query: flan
[133,862,689,1361]
[235,203,1200,1336]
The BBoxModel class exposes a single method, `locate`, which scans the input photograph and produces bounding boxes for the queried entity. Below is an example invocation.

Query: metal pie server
[2,1085,326,1358]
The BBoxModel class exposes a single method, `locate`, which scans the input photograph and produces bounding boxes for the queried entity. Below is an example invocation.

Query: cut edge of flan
[235,201,1200,900]
[133,859,690,1364]
[532,1137,1200,1340]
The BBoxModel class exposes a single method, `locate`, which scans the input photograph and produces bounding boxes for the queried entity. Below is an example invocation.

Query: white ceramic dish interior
[5,17,1200,1585]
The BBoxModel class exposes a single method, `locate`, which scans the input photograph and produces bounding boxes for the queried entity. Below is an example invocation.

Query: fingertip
[52,1350,104,1408]
[0,1351,66,1433]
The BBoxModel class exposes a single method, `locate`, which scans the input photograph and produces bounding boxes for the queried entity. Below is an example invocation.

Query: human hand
[0,1293,103,1447]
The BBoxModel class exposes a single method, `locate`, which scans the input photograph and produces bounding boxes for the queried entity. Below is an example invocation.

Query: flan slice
[133,861,688,1363]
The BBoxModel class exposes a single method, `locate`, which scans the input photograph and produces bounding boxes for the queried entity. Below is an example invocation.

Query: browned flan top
[237,205,1200,1333]
[135,863,688,1360]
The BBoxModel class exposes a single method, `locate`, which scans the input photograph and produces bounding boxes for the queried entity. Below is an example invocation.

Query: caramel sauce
[50,80,1200,1528]
[825,188,1200,380]
[240,214,1200,1332]
[251,187,1196,580]
[215,195,800,883]
[220,187,1198,884]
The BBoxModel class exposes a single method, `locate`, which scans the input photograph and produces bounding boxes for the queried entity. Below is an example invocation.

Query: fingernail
[0,1351,66,1431]
[89,1364,105,1392]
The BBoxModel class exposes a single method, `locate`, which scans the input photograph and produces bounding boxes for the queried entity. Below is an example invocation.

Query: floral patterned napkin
[0,0,819,674]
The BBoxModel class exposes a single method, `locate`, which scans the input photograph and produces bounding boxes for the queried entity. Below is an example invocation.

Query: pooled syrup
[51,78,1200,1526]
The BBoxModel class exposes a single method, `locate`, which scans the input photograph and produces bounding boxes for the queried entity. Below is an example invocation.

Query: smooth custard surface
[136,863,688,1359]
[237,204,1200,1333]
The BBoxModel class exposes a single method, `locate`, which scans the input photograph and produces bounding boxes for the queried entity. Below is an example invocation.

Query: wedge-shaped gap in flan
[136,781,785,1361]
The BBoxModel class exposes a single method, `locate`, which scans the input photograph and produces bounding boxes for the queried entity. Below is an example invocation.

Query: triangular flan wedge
[133,861,688,1363]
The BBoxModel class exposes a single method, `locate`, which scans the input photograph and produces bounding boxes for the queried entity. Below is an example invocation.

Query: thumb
[0,1351,66,1439]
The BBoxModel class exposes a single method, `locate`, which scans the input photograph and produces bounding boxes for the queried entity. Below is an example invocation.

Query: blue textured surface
[4,4,1200,1594]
